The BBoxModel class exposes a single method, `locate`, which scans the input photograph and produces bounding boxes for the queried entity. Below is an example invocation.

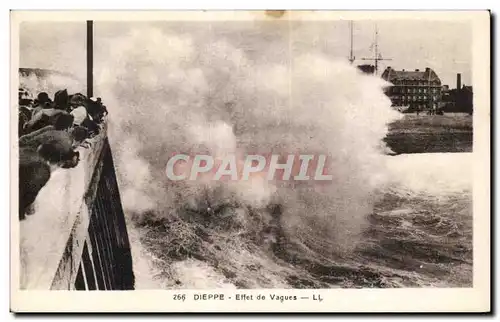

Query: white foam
[385,153,472,194]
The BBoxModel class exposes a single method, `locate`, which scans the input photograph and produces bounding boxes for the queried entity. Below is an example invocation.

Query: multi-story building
[381,67,442,112]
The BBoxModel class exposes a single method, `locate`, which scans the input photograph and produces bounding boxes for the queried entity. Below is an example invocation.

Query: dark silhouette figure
[53,89,70,111]
[23,108,74,134]
[18,126,82,219]
[19,147,51,220]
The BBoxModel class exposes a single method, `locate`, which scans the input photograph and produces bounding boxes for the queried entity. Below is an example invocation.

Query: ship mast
[348,20,355,64]
[87,20,93,98]
[360,24,392,75]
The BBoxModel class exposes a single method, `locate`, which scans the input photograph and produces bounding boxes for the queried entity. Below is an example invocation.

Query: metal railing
[73,139,135,290]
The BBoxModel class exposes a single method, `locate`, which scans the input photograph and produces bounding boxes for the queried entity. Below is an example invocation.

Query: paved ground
[384,113,473,154]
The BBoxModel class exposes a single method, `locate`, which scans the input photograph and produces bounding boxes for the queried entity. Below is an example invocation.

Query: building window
[424,88,427,93]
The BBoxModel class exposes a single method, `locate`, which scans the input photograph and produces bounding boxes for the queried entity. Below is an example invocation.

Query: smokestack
[456,73,462,90]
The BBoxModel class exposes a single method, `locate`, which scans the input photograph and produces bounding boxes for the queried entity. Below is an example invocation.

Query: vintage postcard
[10,10,490,313]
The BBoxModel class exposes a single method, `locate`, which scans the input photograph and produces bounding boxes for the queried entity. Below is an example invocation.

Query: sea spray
[86,23,406,288]
[93,24,401,263]
[19,73,84,101]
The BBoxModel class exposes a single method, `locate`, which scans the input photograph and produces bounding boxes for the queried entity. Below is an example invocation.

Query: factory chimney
[456,73,462,90]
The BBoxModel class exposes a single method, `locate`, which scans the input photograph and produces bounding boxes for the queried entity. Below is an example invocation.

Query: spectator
[17,87,110,220]
[53,89,70,111]
[33,92,52,109]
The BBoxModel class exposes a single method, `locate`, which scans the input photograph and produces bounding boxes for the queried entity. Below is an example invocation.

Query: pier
[19,121,135,290]
[18,19,134,290]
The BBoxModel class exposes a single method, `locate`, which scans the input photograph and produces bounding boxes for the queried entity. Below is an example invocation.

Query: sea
[128,152,472,289]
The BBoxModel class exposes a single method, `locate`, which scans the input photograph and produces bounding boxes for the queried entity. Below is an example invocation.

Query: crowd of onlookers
[18,87,108,138]
[18,87,109,220]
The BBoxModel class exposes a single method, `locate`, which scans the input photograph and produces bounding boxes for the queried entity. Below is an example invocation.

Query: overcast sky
[19,19,471,89]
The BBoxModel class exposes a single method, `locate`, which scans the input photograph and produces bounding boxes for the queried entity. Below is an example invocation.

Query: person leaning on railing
[18,87,110,220]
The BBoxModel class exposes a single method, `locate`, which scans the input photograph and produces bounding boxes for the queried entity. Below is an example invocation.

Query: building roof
[381,67,441,84]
